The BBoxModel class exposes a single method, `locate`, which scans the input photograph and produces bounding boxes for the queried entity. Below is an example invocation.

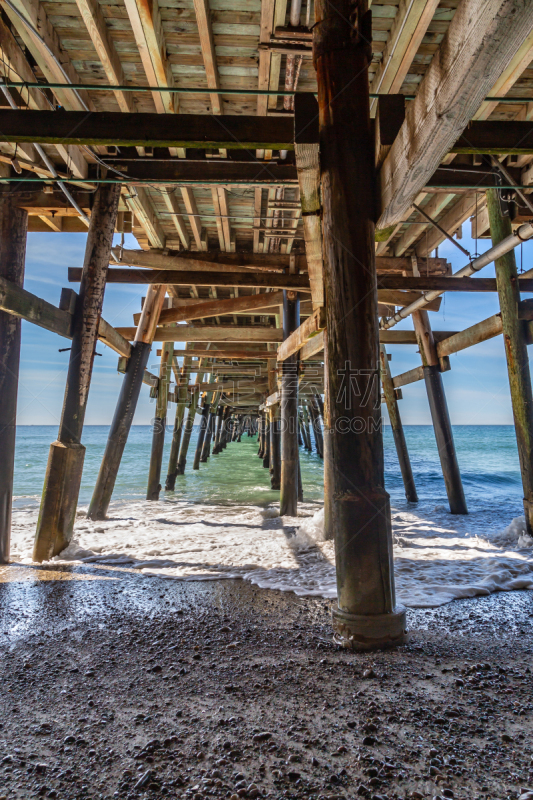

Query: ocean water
[10,425,533,608]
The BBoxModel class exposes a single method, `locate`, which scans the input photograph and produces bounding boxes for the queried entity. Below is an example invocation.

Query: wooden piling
[88,283,167,518]
[200,396,218,462]
[212,405,225,453]
[487,188,533,533]
[34,184,120,561]
[280,289,300,516]
[165,393,188,489]
[312,3,406,647]
[301,407,312,450]
[379,345,418,503]
[193,395,210,469]
[308,397,324,458]
[269,405,281,490]
[147,341,173,499]
[176,390,198,474]
[412,309,467,514]
[0,196,27,564]
[263,417,271,468]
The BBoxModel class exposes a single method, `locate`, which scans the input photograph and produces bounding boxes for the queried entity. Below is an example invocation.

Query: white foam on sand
[9,500,533,608]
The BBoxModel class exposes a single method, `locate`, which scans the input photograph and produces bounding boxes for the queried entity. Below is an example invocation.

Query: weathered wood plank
[0,109,295,149]
[276,306,326,361]
[134,290,285,324]
[69,267,311,290]
[377,0,533,230]
[0,276,72,337]
[115,325,285,342]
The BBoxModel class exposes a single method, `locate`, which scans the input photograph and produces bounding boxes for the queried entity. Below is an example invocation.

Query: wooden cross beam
[69,268,312,291]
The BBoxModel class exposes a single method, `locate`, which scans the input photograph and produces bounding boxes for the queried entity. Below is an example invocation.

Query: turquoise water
[12,425,524,520]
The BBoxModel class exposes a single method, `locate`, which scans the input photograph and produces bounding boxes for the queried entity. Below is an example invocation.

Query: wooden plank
[436,314,503,358]
[377,0,533,231]
[475,30,533,120]
[0,276,131,356]
[123,0,177,115]
[193,0,223,115]
[135,290,285,325]
[115,325,285,343]
[369,0,440,113]
[392,365,424,389]
[161,190,190,249]
[294,93,324,308]
[181,188,207,250]
[82,160,299,185]
[378,289,441,311]
[171,348,273,359]
[75,0,134,114]
[452,121,533,154]
[69,267,311,290]
[0,110,295,150]
[300,328,324,361]
[110,248,302,272]
[276,306,326,361]
[124,187,166,250]
[0,276,72,337]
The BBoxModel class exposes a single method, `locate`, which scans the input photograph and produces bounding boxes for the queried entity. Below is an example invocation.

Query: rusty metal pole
[380,345,418,503]
[34,184,120,561]
[487,188,533,533]
[313,0,405,647]
[0,196,27,564]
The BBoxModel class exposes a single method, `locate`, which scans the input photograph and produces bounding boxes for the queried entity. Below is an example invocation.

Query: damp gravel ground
[1,564,533,800]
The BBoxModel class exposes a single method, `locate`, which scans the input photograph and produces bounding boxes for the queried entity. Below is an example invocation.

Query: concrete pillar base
[332,605,407,650]
[33,441,85,562]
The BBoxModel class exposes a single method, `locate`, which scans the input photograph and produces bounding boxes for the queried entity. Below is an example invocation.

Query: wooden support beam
[193,0,222,115]
[162,191,190,249]
[377,0,533,231]
[0,110,295,150]
[280,290,300,516]
[392,365,424,389]
[377,289,441,311]
[369,0,440,114]
[412,308,467,515]
[147,341,173,499]
[487,187,533,534]
[180,188,207,251]
[34,184,121,561]
[452,121,533,154]
[0,198,27,563]
[294,93,324,308]
[276,306,326,361]
[75,0,134,114]
[110,248,306,273]
[315,0,405,646]
[124,187,166,250]
[436,314,503,358]
[70,267,311,291]
[0,276,131,356]
[136,291,285,325]
[380,345,417,503]
[124,0,176,115]
[88,284,166,520]
[416,194,478,258]
[116,325,285,343]
[393,193,455,257]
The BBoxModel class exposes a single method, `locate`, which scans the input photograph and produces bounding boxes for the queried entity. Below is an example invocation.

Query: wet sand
[1,564,533,800]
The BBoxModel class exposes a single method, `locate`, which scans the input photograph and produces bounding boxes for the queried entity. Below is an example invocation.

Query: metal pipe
[290,0,303,27]
[381,221,533,330]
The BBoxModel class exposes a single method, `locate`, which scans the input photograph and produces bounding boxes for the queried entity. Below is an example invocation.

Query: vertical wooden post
[263,416,271,468]
[313,1,406,646]
[379,345,418,502]
[176,390,198,474]
[193,395,210,469]
[308,396,324,458]
[201,396,218,462]
[147,341,173,500]
[34,184,120,561]
[0,196,27,564]
[88,283,167,518]
[280,290,300,515]
[269,405,281,489]
[212,405,225,453]
[412,309,467,514]
[302,405,312,450]
[221,406,231,449]
[165,354,192,490]
[487,188,533,533]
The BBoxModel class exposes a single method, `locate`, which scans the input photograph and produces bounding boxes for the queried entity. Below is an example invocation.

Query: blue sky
[15,224,533,426]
